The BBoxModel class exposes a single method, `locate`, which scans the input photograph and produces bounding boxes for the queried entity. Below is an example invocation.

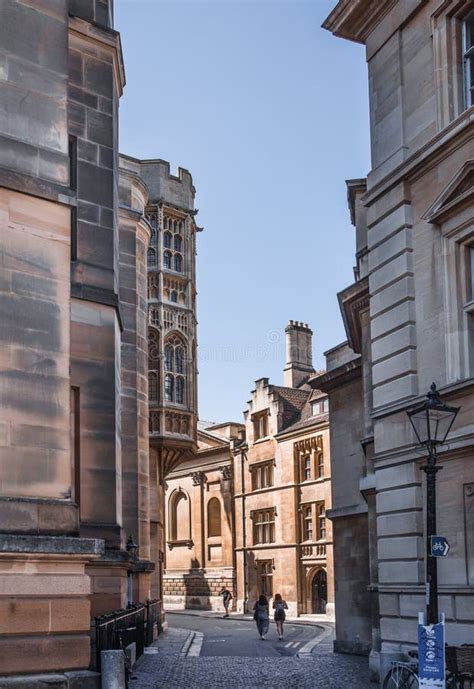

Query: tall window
[303,455,312,481]
[174,254,183,272]
[147,248,156,268]
[303,505,313,541]
[253,508,276,544]
[207,498,222,537]
[164,231,172,249]
[251,461,274,490]
[169,490,191,542]
[463,12,474,108]
[174,235,182,252]
[170,290,178,303]
[259,561,273,597]
[253,411,268,440]
[164,336,187,405]
[164,373,174,402]
[317,453,324,479]
[316,503,326,540]
[149,372,158,401]
[163,250,172,270]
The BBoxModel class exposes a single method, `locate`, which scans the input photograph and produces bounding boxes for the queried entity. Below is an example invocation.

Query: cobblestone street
[130,618,371,689]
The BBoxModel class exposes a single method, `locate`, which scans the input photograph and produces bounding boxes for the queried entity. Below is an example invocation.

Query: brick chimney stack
[283,321,314,388]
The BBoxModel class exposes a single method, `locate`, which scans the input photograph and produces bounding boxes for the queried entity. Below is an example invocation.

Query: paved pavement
[130,613,371,689]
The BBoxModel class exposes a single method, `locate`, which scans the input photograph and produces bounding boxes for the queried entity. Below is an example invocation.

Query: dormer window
[312,397,329,416]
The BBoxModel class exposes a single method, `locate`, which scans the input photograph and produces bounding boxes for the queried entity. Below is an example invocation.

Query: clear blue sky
[116,0,370,423]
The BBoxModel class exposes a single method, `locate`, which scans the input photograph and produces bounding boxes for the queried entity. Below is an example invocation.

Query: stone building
[0,0,200,680]
[162,322,334,617]
[233,322,334,617]
[163,421,243,611]
[313,0,474,681]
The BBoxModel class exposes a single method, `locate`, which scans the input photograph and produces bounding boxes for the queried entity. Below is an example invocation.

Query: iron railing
[93,599,162,672]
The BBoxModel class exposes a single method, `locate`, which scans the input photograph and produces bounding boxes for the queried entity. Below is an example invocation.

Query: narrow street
[130,613,371,689]
[167,612,321,657]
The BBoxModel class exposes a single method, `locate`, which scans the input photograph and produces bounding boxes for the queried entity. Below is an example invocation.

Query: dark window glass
[165,345,173,372]
[174,254,183,272]
[164,231,172,248]
[163,250,172,270]
[164,374,174,402]
[175,376,184,404]
[174,235,182,252]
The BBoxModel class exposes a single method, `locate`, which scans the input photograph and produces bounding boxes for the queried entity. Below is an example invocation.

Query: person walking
[253,594,270,639]
[272,593,288,640]
[220,587,232,618]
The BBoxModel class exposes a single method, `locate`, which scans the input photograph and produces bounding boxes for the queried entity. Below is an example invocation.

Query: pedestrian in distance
[272,593,288,640]
[220,586,232,618]
[253,594,270,639]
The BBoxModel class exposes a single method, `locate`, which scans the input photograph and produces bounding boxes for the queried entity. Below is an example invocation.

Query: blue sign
[418,619,445,688]
[430,536,450,557]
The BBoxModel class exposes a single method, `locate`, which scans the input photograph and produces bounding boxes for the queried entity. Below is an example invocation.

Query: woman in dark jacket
[253,594,270,639]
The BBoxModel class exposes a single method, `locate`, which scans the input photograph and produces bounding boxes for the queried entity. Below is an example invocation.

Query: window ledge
[464,300,474,314]
[167,539,193,550]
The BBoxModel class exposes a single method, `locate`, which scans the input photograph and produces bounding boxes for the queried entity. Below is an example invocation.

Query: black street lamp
[407,383,459,625]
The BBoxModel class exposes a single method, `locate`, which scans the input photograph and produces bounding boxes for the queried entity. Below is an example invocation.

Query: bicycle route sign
[430,535,450,557]
[418,618,445,688]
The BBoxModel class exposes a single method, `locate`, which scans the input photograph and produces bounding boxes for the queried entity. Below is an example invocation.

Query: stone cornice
[338,276,369,353]
[322,0,397,44]
[309,357,362,393]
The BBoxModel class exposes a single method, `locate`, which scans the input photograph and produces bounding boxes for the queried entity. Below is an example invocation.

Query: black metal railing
[93,599,162,672]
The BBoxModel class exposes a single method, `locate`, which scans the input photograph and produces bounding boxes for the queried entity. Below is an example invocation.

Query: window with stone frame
[463,11,474,107]
[311,397,329,416]
[207,497,222,537]
[302,504,313,542]
[147,248,156,268]
[252,508,276,545]
[251,461,274,490]
[302,455,312,481]
[316,502,326,541]
[253,410,269,441]
[317,452,325,479]
[164,335,187,405]
[259,560,273,597]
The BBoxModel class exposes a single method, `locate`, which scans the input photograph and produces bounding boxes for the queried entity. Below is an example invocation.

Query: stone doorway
[311,568,327,614]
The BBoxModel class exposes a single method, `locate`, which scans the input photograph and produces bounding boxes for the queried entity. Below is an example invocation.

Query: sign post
[418,612,446,688]
[430,536,450,558]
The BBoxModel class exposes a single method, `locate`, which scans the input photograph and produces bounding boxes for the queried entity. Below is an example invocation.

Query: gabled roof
[423,161,474,224]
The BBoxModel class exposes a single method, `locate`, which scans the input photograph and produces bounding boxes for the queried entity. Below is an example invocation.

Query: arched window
[174,235,182,252]
[169,490,191,542]
[149,372,158,401]
[178,220,184,233]
[147,248,156,268]
[208,498,221,537]
[150,227,157,245]
[174,254,183,272]
[175,376,184,404]
[173,219,178,232]
[165,345,173,372]
[164,374,174,402]
[170,290,178,303]
[163,250,172,270]
[164,231,172,249]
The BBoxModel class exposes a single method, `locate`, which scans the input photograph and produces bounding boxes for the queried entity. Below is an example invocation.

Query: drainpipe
[240,444,248,613]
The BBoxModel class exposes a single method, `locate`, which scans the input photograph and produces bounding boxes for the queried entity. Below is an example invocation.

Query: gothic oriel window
[207,498,222,537]
[175,376,184,404]
[163,336,187,405]
[170,290,178,303]
[164,231,172,249]
[303,505,313,541]
[164,250,172,270]
[149,372,158,401]
[463,12,474,107]
[174,235,182,252]
[164,373,174,402]
[147,248,156,268]
[174,254,183,272]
